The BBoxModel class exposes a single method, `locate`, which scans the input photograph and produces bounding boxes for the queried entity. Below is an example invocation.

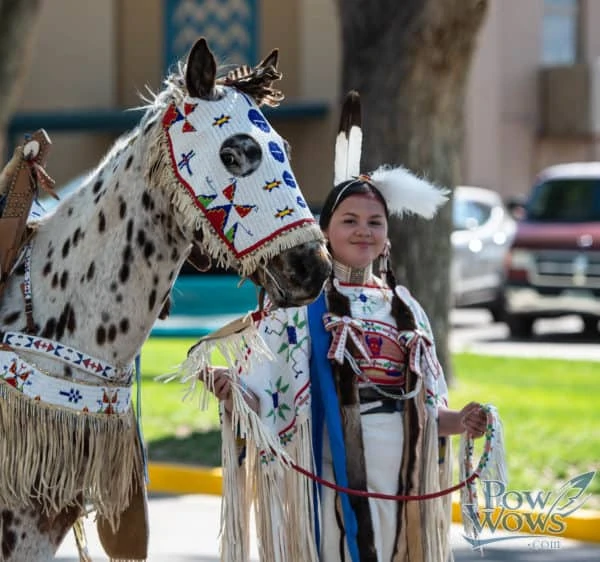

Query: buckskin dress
[217,277,454,562]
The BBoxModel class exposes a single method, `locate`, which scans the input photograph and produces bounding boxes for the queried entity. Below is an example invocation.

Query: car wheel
[488,292,506,323]
[506,314,534,339]
[582,317,599,335]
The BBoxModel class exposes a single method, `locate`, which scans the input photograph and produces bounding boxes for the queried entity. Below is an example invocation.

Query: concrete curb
[148,462,600,544]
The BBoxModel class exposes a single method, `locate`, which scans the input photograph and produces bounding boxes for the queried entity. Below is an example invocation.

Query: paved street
[56,493,600,561]
[450,309,600,361]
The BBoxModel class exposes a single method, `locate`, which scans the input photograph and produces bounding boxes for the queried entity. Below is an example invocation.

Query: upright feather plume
[220,49,284,107]
[334,91,363,185]
[332,91,449,219]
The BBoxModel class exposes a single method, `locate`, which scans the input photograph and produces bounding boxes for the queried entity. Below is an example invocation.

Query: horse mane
[146,57,284,112]
[219,63,284,107]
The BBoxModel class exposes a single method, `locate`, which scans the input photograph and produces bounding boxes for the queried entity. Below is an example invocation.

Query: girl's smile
[324,193,388,270]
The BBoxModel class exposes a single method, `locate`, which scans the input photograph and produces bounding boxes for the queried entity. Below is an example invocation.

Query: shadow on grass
[147,429,222,467]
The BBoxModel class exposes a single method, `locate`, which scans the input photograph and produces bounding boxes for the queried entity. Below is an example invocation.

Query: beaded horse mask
[158,47,320,278]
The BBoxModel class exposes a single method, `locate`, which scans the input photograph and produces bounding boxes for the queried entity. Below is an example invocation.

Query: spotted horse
[0,38,331,561]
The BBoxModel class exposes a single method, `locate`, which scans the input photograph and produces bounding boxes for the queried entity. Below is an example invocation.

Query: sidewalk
[147,462,600,544]
[56,492,600,561]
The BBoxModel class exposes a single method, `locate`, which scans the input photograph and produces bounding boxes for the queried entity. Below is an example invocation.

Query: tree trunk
[0,0,43,154]
[338,0,488,377]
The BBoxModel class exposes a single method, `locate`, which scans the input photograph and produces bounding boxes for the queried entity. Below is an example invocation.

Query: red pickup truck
[503,162,600,338]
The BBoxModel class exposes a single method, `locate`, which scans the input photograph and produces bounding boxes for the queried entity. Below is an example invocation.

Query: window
[527,179,600,222]
[453,199,493,231]
[164,0,259,72]
[541,0,581,65]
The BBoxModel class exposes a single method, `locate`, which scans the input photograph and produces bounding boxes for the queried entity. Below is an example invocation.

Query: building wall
[12,1,600,202]
[464,0,600,199]
[15,0,117,185]
[533,0,600,183]
[464,0,545,199]
[118,0,338,209]
[464,0,501,192]
[13,0,336,204]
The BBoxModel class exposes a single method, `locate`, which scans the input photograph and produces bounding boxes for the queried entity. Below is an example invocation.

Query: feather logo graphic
[547,471,595,518]
[462,472,596,550]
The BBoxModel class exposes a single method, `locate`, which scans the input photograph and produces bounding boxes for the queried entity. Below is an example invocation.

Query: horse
[0,37,331,561]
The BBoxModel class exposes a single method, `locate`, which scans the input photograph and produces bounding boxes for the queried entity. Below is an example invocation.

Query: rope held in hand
[289,460,480,501]
[189,312,498,503]
[286,407,497,502]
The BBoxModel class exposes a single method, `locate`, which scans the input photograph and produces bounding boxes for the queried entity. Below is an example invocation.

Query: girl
[198,91,490,562]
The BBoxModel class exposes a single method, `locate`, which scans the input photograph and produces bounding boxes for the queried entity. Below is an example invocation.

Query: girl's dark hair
[318,179,389,230]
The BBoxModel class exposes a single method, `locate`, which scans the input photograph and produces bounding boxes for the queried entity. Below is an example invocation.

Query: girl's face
[324,193,388,270]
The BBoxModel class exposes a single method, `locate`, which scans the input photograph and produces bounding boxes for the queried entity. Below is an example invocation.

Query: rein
[289,461,478,501]
[286,407,497,502]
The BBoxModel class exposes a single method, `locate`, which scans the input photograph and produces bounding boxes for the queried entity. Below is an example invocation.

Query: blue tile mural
[164,0,258,71]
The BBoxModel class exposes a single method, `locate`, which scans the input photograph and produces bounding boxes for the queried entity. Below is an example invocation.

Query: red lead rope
[286,408,497,502]
[289,461,480,501]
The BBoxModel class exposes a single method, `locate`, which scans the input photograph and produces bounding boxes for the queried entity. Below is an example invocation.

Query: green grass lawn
[138,338,600,508]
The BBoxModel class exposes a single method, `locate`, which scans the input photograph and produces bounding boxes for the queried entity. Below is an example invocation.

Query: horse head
[150,38,331,308]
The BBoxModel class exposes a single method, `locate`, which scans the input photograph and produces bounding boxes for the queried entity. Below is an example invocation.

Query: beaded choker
[332,260,372,285]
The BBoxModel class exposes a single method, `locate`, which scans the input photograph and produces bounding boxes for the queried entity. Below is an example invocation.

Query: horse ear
[185,37,217,98]
[257,48,279,71]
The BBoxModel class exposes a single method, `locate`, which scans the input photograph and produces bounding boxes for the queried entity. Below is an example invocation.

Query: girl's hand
[212,367,232,401]
[198,366,232,400]
[461,402,488,439]
[198,366,259,414]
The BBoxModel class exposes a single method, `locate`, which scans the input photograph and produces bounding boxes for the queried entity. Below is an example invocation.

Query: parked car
[451,185,517,321]
[503,162,600,338]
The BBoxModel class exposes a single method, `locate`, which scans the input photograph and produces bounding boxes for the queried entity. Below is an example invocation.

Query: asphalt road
[56,493,600,562]
[450,309,600,361]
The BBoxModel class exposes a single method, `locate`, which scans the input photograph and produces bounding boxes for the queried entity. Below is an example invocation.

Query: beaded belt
[2,331,133,383]
[0,348,132,415]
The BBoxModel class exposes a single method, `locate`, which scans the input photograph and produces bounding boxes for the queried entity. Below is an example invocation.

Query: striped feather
[334,91,363,185]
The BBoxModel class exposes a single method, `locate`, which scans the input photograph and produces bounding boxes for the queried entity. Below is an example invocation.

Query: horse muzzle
[252,240,331,308]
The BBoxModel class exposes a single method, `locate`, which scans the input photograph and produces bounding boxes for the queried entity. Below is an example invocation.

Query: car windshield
[453,198,493,230]
[526,178,600,222]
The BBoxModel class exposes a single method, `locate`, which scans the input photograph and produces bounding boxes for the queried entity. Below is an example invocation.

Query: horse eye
[220,134,262,177]
[220,150,237,167]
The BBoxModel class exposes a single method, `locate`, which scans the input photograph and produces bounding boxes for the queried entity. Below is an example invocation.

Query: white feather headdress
[370,165,449,219]
[333,91,449,218]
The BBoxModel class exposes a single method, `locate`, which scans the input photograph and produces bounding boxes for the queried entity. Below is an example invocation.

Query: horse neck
[1,125,192,379]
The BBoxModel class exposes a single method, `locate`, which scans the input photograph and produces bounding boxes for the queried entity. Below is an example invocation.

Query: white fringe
[421,410,452,562]
[0,382,142,531]
[220,394,318,562]
[170,319,273,404]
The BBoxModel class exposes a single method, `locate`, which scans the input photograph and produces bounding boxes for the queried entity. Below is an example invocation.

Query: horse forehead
[174,88,282,142]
